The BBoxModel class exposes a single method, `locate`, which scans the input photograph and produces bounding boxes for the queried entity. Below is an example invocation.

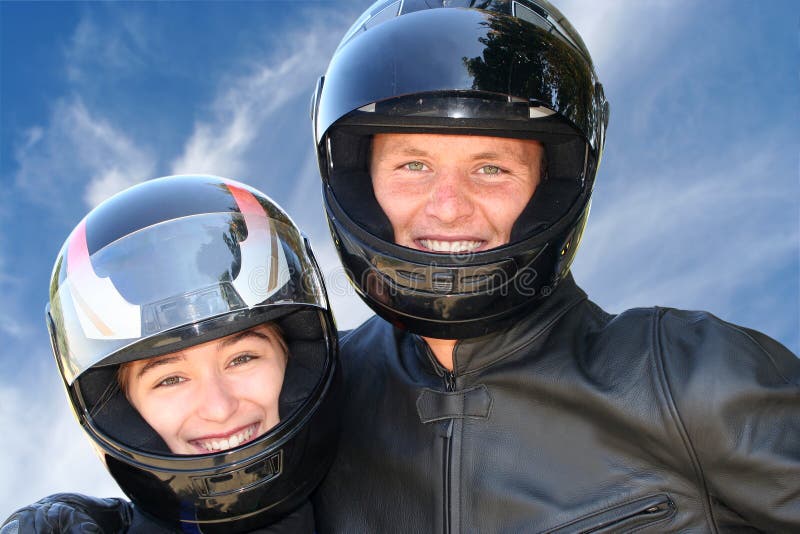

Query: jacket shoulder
[653,308,799,530]
[586,305,798,381]
[337,315,403,377]
[339,315,398,352]
[654,307,799,385]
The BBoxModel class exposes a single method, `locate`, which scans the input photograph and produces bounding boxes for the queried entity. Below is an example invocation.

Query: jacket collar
[413,273,587,376]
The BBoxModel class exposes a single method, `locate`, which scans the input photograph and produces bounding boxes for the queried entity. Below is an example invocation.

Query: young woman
[2,175,339,533]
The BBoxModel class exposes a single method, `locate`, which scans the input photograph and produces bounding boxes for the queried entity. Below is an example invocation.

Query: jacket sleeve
[1,493,133,534]
[657,309,800,532]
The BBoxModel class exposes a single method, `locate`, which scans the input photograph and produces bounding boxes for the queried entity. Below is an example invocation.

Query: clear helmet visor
[49,209,325,385]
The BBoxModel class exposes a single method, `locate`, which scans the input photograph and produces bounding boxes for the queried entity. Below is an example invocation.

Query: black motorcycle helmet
[312,0,609,339]
[46,175,339,532]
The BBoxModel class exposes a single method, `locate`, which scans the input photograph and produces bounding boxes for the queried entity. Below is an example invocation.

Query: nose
[425,168,474,224]
[196,374,238,422]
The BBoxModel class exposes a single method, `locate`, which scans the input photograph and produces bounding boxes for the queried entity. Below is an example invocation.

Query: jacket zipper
[442,370,456,534]
[546,494,675,533]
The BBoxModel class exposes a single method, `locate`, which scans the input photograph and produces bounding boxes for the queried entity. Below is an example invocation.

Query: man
[310,1,799,532]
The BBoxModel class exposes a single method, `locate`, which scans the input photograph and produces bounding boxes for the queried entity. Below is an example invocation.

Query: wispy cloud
[0,252,31,341]
[14,97,155,211]
[165,6,379,331]
[170,14,351,178]
[3,1,795,521]
[561,1,798,352]
[65,9,154,83]
[557,0,690,81]
[574,131,798,319]
[0,354,125,518]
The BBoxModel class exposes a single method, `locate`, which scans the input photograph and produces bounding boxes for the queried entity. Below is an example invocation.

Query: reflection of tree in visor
[46,175,340,532]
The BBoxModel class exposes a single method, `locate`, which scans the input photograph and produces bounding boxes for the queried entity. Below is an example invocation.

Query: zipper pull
[444,371,456,392]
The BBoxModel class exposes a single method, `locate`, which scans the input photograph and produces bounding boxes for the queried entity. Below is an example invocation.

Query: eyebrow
[387,145,430,158]
[136,354,186,380]
[470,151,530,166]
[135,330,275,380]
[386,146,529,167]
[217,330,272,349]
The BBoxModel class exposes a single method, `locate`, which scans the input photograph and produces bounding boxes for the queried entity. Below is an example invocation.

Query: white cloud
[573,134,798,318]
[0,314,28,340]
[65,10,152,83]
[170,15,349,178]
[14,98,155,211]
[556,0,691,82]
[0,361,124,519]
[4,6,371,517]
[0,249,33,343]
[165,6,378,333]
[83,167,147,209]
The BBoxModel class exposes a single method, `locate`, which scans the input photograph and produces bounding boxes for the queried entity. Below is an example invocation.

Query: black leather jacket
[313,275,800,533]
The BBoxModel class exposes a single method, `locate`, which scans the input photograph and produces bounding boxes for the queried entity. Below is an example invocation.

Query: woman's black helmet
[312,0,609,338]
[47,175,339,532]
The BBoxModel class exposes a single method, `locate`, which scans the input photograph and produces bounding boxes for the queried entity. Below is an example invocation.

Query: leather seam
[651,307,719,533]
[711,320,798,387]
[455,416,464,534]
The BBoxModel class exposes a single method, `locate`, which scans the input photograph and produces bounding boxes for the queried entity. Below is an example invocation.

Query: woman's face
[124,324,287,455]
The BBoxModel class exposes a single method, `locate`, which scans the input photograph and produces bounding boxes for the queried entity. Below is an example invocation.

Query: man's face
[370,133,543,253]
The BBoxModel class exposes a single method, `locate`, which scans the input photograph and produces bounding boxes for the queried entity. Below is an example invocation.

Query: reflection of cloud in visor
[64,181,289,342]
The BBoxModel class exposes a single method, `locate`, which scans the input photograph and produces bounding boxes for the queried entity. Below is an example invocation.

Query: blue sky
[1,0,798,518]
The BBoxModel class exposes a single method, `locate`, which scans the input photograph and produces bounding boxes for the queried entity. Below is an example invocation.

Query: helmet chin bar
[73,308,341,533]
[375,255,521,296]
[326,183,589,339]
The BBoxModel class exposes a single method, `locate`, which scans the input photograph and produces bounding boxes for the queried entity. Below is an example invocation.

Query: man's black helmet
[47,175,339,532]
[312,0,609,339]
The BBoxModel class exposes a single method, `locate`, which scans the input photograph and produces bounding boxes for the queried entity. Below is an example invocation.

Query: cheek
[130,391,187,440]
[372,179,421,230]
[240,364,286,410]
[371,176,393,214]
[478,186,533,233]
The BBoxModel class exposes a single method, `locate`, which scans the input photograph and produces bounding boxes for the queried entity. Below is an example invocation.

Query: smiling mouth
[418,239,485,253]
[191,423,259,453]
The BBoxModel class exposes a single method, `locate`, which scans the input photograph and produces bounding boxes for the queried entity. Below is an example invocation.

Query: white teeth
[195,425,257,452]
[420,239,482,253]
